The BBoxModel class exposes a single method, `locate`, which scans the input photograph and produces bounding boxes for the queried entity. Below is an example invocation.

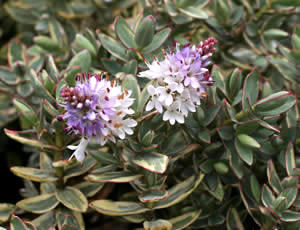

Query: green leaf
[242,68,258,111]
[178,7,208,19]
[115,17,137,49]
[165,0,178,16]
[286,143,300,176]
[97,31,129,61]
[237,134,260,149]
[226,208,245,230]
[5,129,59,151]
[143,219,172,230]
[10,215,28,230]
[280,187,298,208]
[28,69,56,105]
[263,29,288,39]
[170,210,201,230]
[281,176,298,190]
[74,34,97,55]
[17,193,59,214]
[253,91,297,116]
[228,68,242,100]
[86,171,143,183]
[13,98,38,128]
[198,128,211,144]
[292,26,300,49]
[280,210,300,222]
[236,120,260,135]
[34,36,61,52]
[153,173,204,209]
[139,190,169,203]
[138,81,151,113]
[8,40,26,66]
[123,59,138,75]
[0,66,17,85]
[11,167,57,182]
[102,59,122,75]
[267,160,282,194]
[135,16,155,48]
[32,211,56,230]
[261,184,275,208]
[272,0,300,6]
[56,186,88,212]
[250,175,261,203]
[227,144,244,179]
[4,2,38,24]
[272,197,288,213]
[235,138,253,165]
[90,150,118,164]
[74,181,104,197]
[90,200,149,216]
[67,49,91,73]
[0,203,16,223]
[201,105,221,126]
[64,155,97,180]
[64,66,81,87]
[29,55,45,72]
[133,152,169,174]
[212,65,227,97]
[122,74,140,112]
[141,28,171,53]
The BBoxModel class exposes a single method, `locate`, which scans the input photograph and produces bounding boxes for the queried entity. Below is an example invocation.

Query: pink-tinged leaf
[286,143,300,176]
[253,91,297,116]
[242,68,259,111]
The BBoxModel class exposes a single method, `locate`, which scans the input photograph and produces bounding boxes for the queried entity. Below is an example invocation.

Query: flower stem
[54,131,64,189]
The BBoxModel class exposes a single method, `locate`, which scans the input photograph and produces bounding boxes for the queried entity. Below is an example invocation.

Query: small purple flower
[60,73,137,162]
[139,38,217,125]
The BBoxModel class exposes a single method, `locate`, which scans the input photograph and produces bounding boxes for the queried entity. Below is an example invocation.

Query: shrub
[0,0,300,229]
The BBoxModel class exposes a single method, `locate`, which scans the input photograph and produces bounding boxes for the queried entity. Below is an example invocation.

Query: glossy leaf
[67,49,91,73]
[115,17,137,48]
[133,152,169,174]
[135,16,155,48]
[267,160,282,194]
[17,193,59,214]
[56,187,88,212]
[11,167,57,182]
[253,91,297,117]
[0,203,16,223]
[10,215,28,230]
[90,200,149,216]
[143,219,172,230]
[153,173,204,209]
[235,138,253,165]
[86,171,143,183]
[141,28,171,53]
[97,31,129,61]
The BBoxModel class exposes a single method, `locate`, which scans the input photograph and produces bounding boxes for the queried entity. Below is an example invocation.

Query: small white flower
[67,138,89,163]
[163,101,184,125]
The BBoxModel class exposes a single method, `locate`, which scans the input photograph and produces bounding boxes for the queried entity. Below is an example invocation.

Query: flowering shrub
[0,0,300,230]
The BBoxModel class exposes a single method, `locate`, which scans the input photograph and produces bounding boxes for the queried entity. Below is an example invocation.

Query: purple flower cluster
[60,73,137,162]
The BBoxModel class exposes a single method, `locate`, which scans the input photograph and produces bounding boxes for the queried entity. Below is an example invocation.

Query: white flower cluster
[138,38,216,125]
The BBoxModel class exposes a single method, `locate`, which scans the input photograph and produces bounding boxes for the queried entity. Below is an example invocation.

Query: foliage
[1,0,300,229]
